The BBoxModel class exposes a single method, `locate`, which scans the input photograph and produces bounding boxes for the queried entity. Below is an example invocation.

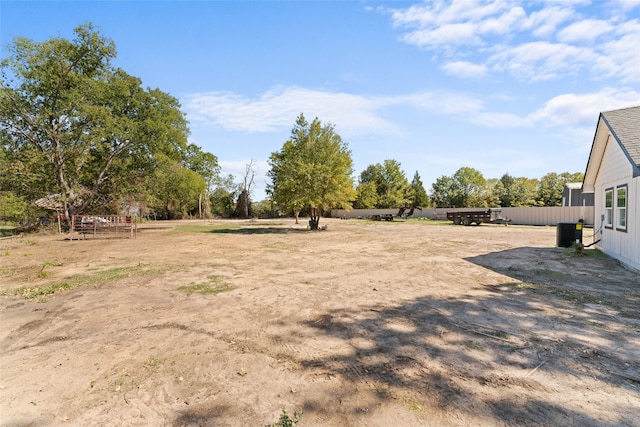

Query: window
[605,188,613,228]
[617,185,627,231]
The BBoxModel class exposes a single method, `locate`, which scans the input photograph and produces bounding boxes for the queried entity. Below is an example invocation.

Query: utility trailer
[446,209,509,226]
[368,206,422,222]
[370,213,394,221]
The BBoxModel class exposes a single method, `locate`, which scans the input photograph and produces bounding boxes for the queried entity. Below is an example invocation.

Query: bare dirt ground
[1,218,639,427]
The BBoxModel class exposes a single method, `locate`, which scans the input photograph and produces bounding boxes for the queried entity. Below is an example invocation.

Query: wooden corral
[70,215,138,239]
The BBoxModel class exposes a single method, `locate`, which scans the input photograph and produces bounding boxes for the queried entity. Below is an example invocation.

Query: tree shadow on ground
[466,246,640,319]
[289,247,640,425]
[207,227,311,235]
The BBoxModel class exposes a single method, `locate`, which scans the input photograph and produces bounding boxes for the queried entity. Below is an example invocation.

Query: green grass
[0,225,16,237]
[177,275,233,295]
[490,330,510,340]
[462,340,484,350]
[0,263,168,301]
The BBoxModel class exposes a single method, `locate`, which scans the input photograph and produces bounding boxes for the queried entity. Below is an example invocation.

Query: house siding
[562,187,594,206]
[594,135,640,271]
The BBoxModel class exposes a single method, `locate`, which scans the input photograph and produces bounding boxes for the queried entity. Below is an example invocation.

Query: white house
[583,105,640,271]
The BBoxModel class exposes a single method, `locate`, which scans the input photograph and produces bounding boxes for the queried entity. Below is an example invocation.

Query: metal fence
[330,206,594,226]
[70,215,138,239]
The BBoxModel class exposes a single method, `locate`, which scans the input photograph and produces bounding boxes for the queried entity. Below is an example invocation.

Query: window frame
[616,185,627,232]
[604,187,613,229]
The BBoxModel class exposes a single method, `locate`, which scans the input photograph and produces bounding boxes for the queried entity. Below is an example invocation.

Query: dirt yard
[1,218,639,426]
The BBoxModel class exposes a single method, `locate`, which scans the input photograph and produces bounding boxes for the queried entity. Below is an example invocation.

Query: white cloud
[387,1,638,83]
[489,41,596,80]
[557,19,615,43]
[595,20,640,82]
[441,60,488,77]
[521,6,576,37]
[401,22,482,47]
[392,0,525,49]
[184,87,400,136]
[185,85,639,148]
[527,88,640,126]
[610,0,640,11]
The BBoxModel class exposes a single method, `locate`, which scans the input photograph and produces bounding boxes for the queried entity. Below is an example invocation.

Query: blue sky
[2,0,639,200]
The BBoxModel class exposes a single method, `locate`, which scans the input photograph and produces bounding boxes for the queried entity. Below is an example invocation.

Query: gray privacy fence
[330,206,595,226]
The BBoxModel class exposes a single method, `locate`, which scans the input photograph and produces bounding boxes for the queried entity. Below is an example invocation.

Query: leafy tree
[268,113,355,230]
[535,172,583,206]
[0,192,28,224]
[492,173,537,207]
[536,173,562,206]
[0,23,189,223]
[353,181,378,209]
[150,155,205,219]
[358,160,410,208]
[210,174,238,218]
[430,167,488,208]
[409,171,429,207]
[429,175,460,208]
[183,144,220,218]
[453,167,487,207]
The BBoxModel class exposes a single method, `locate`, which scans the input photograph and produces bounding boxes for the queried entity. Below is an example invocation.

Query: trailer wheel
[453,217,461,225]
[463,217,472,226]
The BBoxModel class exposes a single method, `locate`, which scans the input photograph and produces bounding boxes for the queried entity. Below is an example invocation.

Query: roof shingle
[601,105,640,168]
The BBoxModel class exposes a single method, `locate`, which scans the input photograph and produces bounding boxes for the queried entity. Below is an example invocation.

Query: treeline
[429,167,584,208]
[0,24,585,227]
[351,163,583,210]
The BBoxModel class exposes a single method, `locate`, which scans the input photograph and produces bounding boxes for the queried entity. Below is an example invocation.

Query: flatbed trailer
[446,209,510,226]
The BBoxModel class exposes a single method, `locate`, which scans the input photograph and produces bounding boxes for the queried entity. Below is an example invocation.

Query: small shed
[582,105,640,271]
[562,182,594,207]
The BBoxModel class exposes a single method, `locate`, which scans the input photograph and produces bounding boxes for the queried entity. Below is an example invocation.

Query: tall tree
[210,174,238,218]
[353,181,378,209]
[235,160,256,218]
[430,167,488,208]
[184,144,220,218]
[429,175,460,208]
[453,167,487,207]
[410,171,429,207]
[0,23,189,222]
[268,114,355,230]
[493,173,538,207]
[150,154,205,219]
[536,172,584,206]
[358,160,410,208]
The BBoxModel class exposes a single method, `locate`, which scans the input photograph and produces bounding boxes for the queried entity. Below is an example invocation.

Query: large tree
[536,172,584,206]
[0,23,189,222]
[149,154,205,219]
[183,144,220,218]
[268,114,355,230]
[358,160,410,208]
[493,173,538,207]
[210,174,238,218]
[430,167,489,208]
[429,175,460,208]
[409,171,429,207]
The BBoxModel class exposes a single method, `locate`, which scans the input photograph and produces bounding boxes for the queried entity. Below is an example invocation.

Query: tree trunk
[294,209,300,224]
[310,207,321,230]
